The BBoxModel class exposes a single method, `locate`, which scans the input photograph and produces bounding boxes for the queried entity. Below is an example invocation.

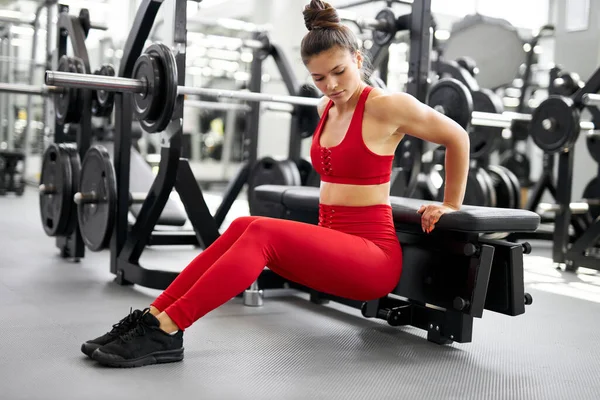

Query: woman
[82,0,469,368]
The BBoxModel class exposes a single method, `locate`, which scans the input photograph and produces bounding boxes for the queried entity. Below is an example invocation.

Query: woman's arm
[370,92,470,209]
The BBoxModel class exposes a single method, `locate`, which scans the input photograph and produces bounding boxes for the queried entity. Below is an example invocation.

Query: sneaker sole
[92,348,184,368]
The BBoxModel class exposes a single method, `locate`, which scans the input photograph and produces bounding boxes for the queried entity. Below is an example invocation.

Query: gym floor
[2,190,600,400]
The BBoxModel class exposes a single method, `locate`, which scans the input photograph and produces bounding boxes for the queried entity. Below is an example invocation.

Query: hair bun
[303,0,340,31]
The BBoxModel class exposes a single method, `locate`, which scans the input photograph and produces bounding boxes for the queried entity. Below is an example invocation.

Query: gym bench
[251,185,540,345]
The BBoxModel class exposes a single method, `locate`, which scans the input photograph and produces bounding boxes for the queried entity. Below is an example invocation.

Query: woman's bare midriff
[319,181,392,207]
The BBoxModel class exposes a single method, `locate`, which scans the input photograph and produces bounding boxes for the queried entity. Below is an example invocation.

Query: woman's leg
[163,217,402,330]
[150,216,261,312]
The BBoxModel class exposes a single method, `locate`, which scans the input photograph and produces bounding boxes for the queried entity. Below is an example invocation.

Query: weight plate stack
[248,157,302,216]
[427,78,473,131]
[133,43,178,134]
[61,143,82,236]
[92,64,116,117]
[435,166,496,207]
[487,165,518,209]
[77,145,117,251]
[39,143,73,237]
[55,56,84,125]
[583,177,600,219]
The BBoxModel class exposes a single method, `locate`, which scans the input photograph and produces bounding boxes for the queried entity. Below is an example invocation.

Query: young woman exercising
[83,0,470,368]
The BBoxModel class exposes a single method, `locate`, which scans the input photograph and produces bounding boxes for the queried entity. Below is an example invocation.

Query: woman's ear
[356,51,363,69]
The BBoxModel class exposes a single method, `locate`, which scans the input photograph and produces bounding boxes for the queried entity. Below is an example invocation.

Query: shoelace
[119,318,151,343]
[109,307,146,336]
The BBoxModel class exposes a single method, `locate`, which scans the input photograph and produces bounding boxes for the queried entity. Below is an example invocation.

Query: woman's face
[306,46,363,103]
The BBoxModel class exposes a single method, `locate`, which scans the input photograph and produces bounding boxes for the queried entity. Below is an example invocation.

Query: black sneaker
[91,312,184,368]
[80,308,146,358]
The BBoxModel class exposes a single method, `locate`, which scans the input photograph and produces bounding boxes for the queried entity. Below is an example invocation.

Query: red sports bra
[310,86,394,185]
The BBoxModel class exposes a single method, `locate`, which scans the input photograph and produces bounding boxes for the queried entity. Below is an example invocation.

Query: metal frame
[53,4,94,259]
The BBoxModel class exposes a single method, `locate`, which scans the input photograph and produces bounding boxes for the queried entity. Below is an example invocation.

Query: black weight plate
[586,131,600,164]
[296,158,320,187]
[60,143,82,236]
[530,95,580,153]
[500,150,531,187]
[470,89,504,159]
[54,56,79,125]
[132,54,162,122]
[138,43,177,134]
[248,157,301,216]
[478,168,497,207]
[92,64,115,117]
[487,165,516,209]
[372,8,397,46]
[427,78,473,130]
[582,177,600,219]
[77,145,116,251]
[435,167,491,206]
[296,83,320,139]
[39,144,73,236]
[497,164,521,208]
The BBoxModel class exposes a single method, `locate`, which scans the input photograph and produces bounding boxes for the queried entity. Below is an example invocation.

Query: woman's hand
[417,203,459,233]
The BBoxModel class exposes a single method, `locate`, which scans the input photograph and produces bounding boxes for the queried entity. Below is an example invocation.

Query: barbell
[45,43,321,134]
[0,82,62,96]
[428,78,595,154]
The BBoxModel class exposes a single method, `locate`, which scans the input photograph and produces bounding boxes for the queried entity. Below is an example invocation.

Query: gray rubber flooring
[2,189,600,400]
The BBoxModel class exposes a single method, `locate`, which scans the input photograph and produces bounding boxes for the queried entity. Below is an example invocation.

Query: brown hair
[300,1,373,83]
[300,0,360,62]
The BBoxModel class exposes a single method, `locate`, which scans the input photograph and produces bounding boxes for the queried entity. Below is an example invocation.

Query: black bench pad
[255,185,540,233]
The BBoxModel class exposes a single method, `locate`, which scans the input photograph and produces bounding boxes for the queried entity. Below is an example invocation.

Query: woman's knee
[227,216,262,232]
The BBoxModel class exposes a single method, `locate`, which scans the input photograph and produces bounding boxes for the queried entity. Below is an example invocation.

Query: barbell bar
[45,70,321,107]
[0,82,62,96]
[74,191,146,206]
[582,93,600,107]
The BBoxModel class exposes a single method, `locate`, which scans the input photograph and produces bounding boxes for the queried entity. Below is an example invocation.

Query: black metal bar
[468,244,494,318]
[117,261,179,291]
[175,159,219,248]
[395,0,430,197]
[553,150,575,264]
[573,65,600,106]
[148,232,200,246]
[245,32,264,165]
[524,154,555,211]
[214,162,252,228]
[53,6,93,260]
[565,220,600,271]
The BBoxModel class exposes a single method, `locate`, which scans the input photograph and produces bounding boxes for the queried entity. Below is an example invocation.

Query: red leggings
[151,204,403,330]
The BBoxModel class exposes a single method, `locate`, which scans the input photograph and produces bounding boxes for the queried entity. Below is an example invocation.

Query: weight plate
[60,143,82,236]
[39,143,73,236]
[530,95,580,153]
[487,165,516,209]
[132,54,163,122]
[470,89,504,159]
[137,43,177,134]
[372,8,397,46]
[497,164,521,208]
[455,56,478,77]
[552,72,583,97]
[500,150,531,187]
[55,56,81,125]
[427,78,473,130]
[586,131,600,164]
[582,177,600,219]
[248,157,302,216]
[295,84,320,139]
[435,166,491,207]
[92,64,115,117]
[478,168,497,207]
[296,158,320,187]
[77,145,116,251]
